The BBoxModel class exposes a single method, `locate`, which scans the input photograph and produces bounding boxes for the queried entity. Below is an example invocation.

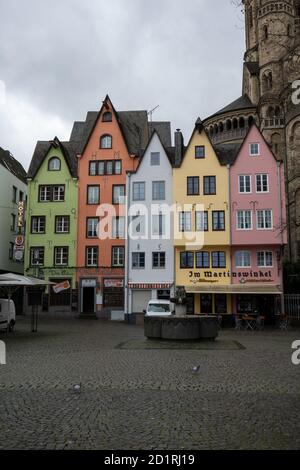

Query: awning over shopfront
[185,284,282,295]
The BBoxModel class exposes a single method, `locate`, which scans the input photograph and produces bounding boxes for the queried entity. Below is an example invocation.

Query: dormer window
[100,134,112,149]
[102,112,112,122]
[48,157,61,171]
[249,143,260,156]
[195,146,205,159]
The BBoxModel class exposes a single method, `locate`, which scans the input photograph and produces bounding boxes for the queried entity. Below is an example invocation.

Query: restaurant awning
[185,284,282,295]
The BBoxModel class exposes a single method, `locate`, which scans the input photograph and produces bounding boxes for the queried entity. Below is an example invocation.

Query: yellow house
[173,119,231,315]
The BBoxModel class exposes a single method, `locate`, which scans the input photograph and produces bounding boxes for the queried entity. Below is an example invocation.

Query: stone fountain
[144,287,218,340]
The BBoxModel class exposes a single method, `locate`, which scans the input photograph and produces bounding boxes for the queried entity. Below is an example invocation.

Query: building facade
[204,0,300,261]
[230,124,287,322]
[25,138,78,313]
[173,120,232,315]
[76,95,171,318]
[125,131,174,322]
[0,147,27,275]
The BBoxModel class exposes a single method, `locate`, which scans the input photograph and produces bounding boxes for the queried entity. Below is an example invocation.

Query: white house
[0,148,27,274]
[125,131,175,320]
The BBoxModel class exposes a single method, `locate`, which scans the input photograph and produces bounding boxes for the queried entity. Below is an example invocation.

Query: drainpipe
[125,172,131,321]
[277,161,285,315]
[227,164,232,314]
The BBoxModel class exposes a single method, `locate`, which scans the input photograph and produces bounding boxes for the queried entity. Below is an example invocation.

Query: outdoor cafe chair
[278,315,290,331]
[243,315,257,331]
[255,315,265,331]
[234,315,243,331]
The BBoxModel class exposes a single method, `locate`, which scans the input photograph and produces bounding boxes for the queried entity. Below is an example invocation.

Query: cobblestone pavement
[0,316,299,450]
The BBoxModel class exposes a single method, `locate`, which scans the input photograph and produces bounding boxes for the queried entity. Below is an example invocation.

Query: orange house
[76,96,155,317]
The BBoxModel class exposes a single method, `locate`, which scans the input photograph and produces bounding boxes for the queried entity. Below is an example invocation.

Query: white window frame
[256,209,273,230]
[256,174,269,193]
[257,251,273,268]
[86,247,98,267]
[235,251,251,268]
[56,216,69,233]
[112,217,125,239]
[249,143,260,156]
[238,175,252,194]
[54,247,68,266]
[112,246,124,267]
[179,212,192,232]
[236,210,253,230]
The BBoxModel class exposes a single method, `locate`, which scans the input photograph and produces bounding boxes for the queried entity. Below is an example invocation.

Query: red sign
[53,280,71,294]
[15,235,24,246]
[104,279,124,288]
[128,283,172,289]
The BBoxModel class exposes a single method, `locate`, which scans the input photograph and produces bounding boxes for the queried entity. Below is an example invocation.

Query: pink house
[230,124,287,321]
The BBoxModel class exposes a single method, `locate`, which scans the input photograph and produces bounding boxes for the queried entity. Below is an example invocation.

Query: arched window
[263,25,268,40]
[226,120,232,131]
[219,122,224,133]
[248,116,254,127]
[287,24,292,37]
[100,134,112,149]
[214,124,218,134]
[233,118,238,130]
[239,117,245,129]
[102,112,112,122]
[262,71,272,92]
[48,157,61,171]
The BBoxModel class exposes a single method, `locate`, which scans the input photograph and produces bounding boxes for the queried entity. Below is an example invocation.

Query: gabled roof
[131,130,175,173]
[148,121,172,148]
[27,138,78,179]
[213,142,242,166]
[205,94,255,121]
[71,96,171,157]
[0,147,27,184]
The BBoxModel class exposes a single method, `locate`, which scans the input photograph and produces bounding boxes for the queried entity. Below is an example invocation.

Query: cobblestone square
[0,316,299,450]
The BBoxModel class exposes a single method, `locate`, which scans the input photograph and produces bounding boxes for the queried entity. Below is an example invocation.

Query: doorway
[200,294,213,314]
[82,287,95,313]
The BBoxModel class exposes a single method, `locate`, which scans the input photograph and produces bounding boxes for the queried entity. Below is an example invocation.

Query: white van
[0,299,16,332]
[144,300,174,317]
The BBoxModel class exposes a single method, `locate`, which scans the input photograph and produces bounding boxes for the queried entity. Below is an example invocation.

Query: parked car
[144,300,174,317]
[0,299,16,332]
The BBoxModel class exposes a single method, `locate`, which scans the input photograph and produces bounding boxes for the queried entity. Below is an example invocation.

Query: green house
[25,137,78,313]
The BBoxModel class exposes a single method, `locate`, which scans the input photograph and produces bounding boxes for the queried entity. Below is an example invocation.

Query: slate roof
[213,142,242,166]
[29,99,172,180]
[206,94,255,120]
[27,139,78,179]
[148,121,172,148]
[69,109,171,157]
[0,147,27,184]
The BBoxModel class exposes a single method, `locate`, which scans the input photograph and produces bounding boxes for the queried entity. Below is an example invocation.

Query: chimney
[174,129,184,167]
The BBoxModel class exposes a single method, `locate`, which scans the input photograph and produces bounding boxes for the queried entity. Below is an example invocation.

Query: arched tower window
[100,134,112,149]
[48,157,61,171]
[219,122,224,133]
[226,120,232,131]
[262,71,272,92]
[248,116,254,127]
[263,25,268,40]
[239,117,245,129]
[233,118,238,130]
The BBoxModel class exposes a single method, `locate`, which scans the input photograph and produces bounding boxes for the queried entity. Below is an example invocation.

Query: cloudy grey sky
[0,0,245,170]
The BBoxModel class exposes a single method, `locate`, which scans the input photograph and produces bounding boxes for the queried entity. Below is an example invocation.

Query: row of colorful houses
[24,95,287,323]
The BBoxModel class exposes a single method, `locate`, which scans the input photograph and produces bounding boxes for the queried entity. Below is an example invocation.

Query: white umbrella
[0,274,54,323]
[0,273,53,286]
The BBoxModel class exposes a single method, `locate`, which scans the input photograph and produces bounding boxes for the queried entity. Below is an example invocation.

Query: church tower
[204,1,300,261]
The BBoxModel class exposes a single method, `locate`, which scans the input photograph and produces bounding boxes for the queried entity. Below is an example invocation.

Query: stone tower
[204,0,300,261]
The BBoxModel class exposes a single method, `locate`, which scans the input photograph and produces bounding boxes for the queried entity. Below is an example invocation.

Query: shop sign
[17,201,25,227]
[188,270,273,282]
[129,283,172,289]
[82,279,97,288]
[53,280,70,294]
[104,279,124,288]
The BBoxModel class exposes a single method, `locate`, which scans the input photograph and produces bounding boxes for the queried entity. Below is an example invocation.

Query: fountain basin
[144,315,218,340]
